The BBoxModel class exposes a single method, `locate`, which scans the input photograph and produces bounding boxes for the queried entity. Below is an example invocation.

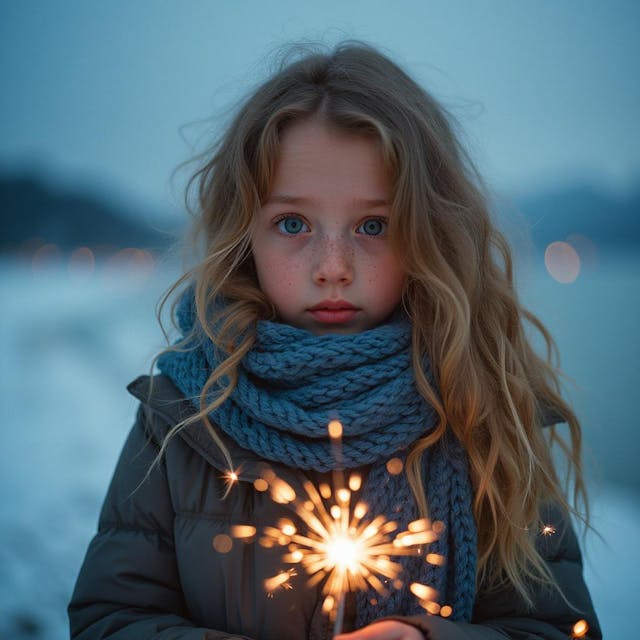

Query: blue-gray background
[1,2,638,638]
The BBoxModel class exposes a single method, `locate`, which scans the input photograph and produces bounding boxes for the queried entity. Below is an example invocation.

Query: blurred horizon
[1,1,640,220]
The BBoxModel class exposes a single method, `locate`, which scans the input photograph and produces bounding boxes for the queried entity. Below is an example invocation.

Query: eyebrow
[266,194,390,209]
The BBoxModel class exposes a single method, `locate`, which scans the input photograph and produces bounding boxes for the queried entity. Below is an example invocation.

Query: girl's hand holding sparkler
[335,620,423,640]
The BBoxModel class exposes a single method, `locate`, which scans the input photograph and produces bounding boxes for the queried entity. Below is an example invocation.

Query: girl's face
[251,117,406,335]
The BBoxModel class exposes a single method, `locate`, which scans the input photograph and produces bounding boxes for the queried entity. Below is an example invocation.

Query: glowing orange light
[264,568,297,594]
[322,594,335,613]
[440,605,453,618]
[348,474,362,491]
[425,601,441,614]
[230,525,256,539]
[410,582,438,602]
[432,521,446,535]
[328,420,343,439]
[261,471,442,625]
[544,241,580,283]
[270,477,296,504]
[212,534,233,553]
[260,421,444,633]
[253,478,268,492]
[386,457,404,475]
[425,553,446,566]
[572,619,589,637]
[279,519,297,536]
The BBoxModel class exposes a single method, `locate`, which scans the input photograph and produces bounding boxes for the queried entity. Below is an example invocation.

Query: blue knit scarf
[158,293,477,625]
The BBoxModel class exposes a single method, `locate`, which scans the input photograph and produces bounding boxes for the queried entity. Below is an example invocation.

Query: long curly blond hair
[154,42,587,606]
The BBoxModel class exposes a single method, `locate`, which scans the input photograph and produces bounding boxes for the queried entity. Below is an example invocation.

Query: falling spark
[259,469,443,633]
[572,619,589,638]
[264,568,297,596]
[222,468,241,498]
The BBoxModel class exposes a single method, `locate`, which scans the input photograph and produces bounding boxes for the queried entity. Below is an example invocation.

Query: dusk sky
[1,1,639,218]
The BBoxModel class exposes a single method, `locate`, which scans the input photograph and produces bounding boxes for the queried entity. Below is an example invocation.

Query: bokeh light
[253,478,269,492]
[31,243,62,274]
[544,241,581,283]
[104,247,155,287]
[386,458,404,475]
[212,534,233,554]
[68,246,95,280]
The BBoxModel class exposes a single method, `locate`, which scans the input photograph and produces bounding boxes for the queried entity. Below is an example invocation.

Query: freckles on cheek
[271,260,301,288]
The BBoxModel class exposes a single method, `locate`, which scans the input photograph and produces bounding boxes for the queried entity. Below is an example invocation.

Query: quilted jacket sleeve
[387,504,601,639]
[67,406,253,640]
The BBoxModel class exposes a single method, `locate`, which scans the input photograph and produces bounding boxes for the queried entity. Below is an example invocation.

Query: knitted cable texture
[158,292,478,624]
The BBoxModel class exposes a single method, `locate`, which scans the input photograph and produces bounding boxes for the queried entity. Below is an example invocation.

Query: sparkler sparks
[225,421,445,633]
[256,469,443,633]
[264,568,298,596]
[541,524,557,536]
[222,468,241,498]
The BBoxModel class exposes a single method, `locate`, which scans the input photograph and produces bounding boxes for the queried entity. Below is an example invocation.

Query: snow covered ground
[1,255,637,638]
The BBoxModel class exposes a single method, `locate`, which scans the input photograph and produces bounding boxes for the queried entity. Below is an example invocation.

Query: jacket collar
[127,374,294,482]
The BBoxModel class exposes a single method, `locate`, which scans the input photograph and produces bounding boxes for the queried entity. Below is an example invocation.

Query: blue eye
[357,218,387,236]
[276,216,309,235]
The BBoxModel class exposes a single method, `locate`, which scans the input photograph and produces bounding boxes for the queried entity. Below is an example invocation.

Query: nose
[312,236,354,286]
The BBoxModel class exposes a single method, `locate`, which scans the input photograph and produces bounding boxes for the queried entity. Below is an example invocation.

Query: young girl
[69,43,601,639]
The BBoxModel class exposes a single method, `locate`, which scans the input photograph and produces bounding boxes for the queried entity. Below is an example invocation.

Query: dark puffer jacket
[68,375,601,639]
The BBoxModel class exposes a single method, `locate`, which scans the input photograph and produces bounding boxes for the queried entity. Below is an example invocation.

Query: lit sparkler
[226,420,445,633]
[256,468,443,633]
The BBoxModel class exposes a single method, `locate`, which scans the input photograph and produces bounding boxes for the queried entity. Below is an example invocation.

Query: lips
[308,300,359,324]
